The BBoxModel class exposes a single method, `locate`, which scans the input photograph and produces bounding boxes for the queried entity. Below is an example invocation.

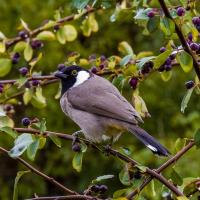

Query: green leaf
[113,188,130,198]
[175,138,186,152]
[160,17,175,36]
[118,41,134,56]
[36,31,55,41]
[119,165,130,186]
[177,196,189,200]
[49,134,61,148]
[31,87,47,109]
[23,88,33,105]
[92,174,114,183]
[181,87,194,113]
[120,55,132,66]
[194,129,200,148]
[24,43,33,61]
[183,178,199,197]
[20,19,30,31]
[161,71,172,82]
[153,50,172,69]
[63,25,77,42]
[0,116,14,128]
[27,138,40,161]
[38,137,46,149]
[0,126,17,138]
[13,170,30,200]
[151,180,156,196]
[56,28,66,44]
[72,152,83,172]
[73,0,90,9]
[147,17,159,33]
[0,58,12,77]
[9,133,34,158]
[110,5,121,22]
[171,168,183,186]
[15,77,27,89]
[0,41,6,53]
[13,41,27,52]
[176,51,193,73]
[29,53,43,72]
[39,118,46,133]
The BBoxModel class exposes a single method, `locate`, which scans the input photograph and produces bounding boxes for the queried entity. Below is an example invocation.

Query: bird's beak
[54,71,67,79]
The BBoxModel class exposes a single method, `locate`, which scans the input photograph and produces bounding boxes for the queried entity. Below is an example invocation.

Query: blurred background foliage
[0,0,199,199]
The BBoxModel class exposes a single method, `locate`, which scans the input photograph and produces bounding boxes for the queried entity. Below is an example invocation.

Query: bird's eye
[71,70,77,76]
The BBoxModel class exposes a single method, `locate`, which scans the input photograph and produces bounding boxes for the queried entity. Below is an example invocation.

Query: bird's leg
[72,130,84,145]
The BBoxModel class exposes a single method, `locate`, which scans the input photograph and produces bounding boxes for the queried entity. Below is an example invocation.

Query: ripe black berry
[91,66,98,74]
[25,81,31,88]
[188,33,193,41]
[160,47,166,53]
[19,67,28,76]
[169,53,176,60]
[99,64,105,70]
[147,11,155,18]
[158,65,165,72]
[12,52,20,64]
[190,43,199,51]
[0,87,4,93]
[31,40,44,49]
[192,17,200,26]
[99,185,108,193]
[32,80,40,86]
[100,55,106,62]
[18,30,29,39]
[22,117,31,126]
[72,143,81,152]
[165,57,172,65]
[57,64,65,71]
[91,185,100,193]
[4,104,13,112]
[53,25,60,32]
[176,7,185,16]
[185,80,194,89]
[129,77,138,89]
[164,64,172,71]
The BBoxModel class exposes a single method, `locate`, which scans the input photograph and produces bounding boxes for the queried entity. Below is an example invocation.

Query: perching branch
[127,141,195,199]
[5,7,96,48]
[12,127,184,197]
[0,146,78,195]
[158,0,200,80]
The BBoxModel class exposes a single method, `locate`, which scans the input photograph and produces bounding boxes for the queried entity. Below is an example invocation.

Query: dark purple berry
[57,64,65,71]
[12,52,20,64]
[21,117,31,126]
[25,81,31,88]
[31,40,44,49]
[141,66,150,74]
[196,25,200,32]
[53,25,60,32]
[19,67,28,76]
[176,7,185,16]
[0,87,3,93]
[158,65,165,72]
[91,185,100,193]
[91,66,98,74]
[18,30,29,39]
[99,185,108,193]
[0,83,4,88]
[100,55,106,62]
[144,61,154,69]
[165,57,172,65]
[72,143,81,152]
[169,53,176,60]
[4,104,13,112]
[185,80,194,89]
[32,80,40,86]
[99,64,105,70]
[129,77,138,89]
[164,64,172,71]
[192,17,200,25]
[147,11,155,18]
[133,171,142,179]
[160,47,166,53]
[190,42,199,51]
[188,33,193,41]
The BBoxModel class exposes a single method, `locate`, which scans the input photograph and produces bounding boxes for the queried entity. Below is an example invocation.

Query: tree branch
[158,0,200,80]
[12,127,183,197]
[127,141,195,199]
[0,146,77,195]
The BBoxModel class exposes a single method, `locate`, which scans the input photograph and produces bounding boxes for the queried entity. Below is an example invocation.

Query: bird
[55,65,170,156]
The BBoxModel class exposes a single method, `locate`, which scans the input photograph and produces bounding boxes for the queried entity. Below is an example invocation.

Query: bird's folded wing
[67,76,142,124]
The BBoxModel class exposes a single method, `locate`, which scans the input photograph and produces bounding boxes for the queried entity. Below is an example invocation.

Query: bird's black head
[55,65,91,95]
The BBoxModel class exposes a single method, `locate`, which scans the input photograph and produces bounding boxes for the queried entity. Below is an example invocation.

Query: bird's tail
[128,125,170,156]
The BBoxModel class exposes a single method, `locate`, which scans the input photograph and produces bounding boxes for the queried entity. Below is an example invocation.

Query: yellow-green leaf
[161,71,172,82]
[0,41,6,53]
[23,88,33,105]
[181,87,194,113]
[72,152,83,172]
[24,43,33,61]
[13,41,27,52]
[176,51,193,73]
[153,50,172,69]
[0,58,12,77]
[63,25,77,42]
[118,41,134,56]
[36,31,55,41]
[56,28,66,44]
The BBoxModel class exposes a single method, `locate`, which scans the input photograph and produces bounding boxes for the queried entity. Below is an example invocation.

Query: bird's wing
[67,75,143,124]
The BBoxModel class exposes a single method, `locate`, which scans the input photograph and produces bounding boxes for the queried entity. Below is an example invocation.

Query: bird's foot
[103,144,112,156]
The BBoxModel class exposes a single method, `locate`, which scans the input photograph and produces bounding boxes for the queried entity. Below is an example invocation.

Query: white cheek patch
[73,71,90,87]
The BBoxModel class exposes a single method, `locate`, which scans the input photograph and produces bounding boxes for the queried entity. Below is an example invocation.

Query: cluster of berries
[192,16,200,32]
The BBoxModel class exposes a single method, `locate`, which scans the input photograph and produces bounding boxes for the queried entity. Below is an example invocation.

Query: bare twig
[13,127,183,197]
[0,146,77,195]
[158,0,200,79]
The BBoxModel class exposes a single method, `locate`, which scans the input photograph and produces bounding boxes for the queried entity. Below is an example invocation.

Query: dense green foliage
[0,0,200,199]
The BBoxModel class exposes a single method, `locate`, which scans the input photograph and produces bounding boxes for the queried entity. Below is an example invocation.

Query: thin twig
[0,147,77,195]
[158,0,200,79]
[127,141,195,199]
[12,127,183,197]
